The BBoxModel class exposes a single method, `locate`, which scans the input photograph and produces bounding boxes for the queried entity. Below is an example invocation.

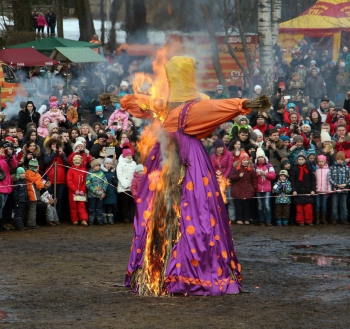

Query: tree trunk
[127,0,148,44]
[12,0,32,31]
[125,0,132,38]
[100,0,105,45]
[258,0,274,97]
[201,4,228,94]
[272,0,282,45]
[56,0,64,37]
[75,0,95,41]
[107,0,122,52]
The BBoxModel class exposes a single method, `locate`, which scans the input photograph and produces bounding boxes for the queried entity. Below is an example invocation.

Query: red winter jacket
[252,123,274,136]
[210,149,233,178]
[36,15,48,27]
[67,164,87,193]
[67,151,92,170]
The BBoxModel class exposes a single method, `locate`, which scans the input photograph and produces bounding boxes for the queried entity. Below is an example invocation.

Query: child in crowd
[40,191,60,227]
[290,151,316,226]
[86,158,108,225]
[280,157,291,172]
[108,103,129,132]
[37,113,55,138]
[230,152,257,225]
[67,155,89,226]
[101,158,118,224]
[47,102,66,125]
[131,164,144,202]
[253,129,264,148]
[229,115,251,140]
[25,159,51,228]
[290,135,306,165]
[117,148,137,222]
[12,167,28,230]
[307,148,317,171]
[272,170,292,226]
[315,155,331,224]
[329,151,350,225]
[254,147,276,226]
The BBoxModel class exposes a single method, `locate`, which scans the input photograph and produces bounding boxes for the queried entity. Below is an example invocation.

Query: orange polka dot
[151,155,155,160]
[217,267,223,276]
[184,202,188,207]
[215,191,220,197]
[191,248,196,253]
[149,182,156,191]
[176,263,181,268]
[186,215,191,221]
[218,206,222,212]
[202,177,209,186]
[136,248,141,253]
[143,167,148,175]
[211,218,216,227]
[209,241,215,246]
[207,191,213,197]
[215,235,220,241]
[231,252,234,257]
[238,264,242,272]
[141,222,146,226]
[191,259,199,266]
[186,181,194,191]
[186,225,195,235]
[173,250,177,259]
[143,210,151,220]
[137,198,142,203]
[231,260,236,269]
[222,251,228,259]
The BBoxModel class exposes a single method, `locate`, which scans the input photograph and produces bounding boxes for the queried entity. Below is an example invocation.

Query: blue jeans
[226,189,235,221]
[257,192,271,224]
[315,194,327,211]
[0,194,8,218]
[331,193,348,222]
[88,198,104,224]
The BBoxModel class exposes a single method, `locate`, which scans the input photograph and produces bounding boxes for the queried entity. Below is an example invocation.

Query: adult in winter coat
[305,68,327,107]
[43,138,68,220]
[66,155,88,226]
[18,101,41,132]
[20,140,45,172]
[315,132,337,167]
[117,149,137,222]
[210,139,233,179]
[0,141,18,232]
[36,13,48,34]
[101,158,118,224]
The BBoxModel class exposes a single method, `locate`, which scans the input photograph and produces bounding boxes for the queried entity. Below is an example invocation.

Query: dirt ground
[0,222,349,329]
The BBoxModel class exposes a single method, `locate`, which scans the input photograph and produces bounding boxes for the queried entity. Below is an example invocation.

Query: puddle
[291,253,350,266]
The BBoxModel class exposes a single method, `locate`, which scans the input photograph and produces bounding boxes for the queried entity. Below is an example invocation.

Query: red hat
[278,82,285,88]
[4,136,15,143]
[239,152,249,160]
[122,148,132,157]
[49,95,58,103]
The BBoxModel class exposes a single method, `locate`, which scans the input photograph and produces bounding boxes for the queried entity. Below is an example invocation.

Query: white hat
[135,164,144,172]
[254,85,262,92]
[321,131,331,143]
[76,136,86,143]
[73,141,84,151]
[256,147,265,158]
[120,80,129,88]
[253,129,263,137]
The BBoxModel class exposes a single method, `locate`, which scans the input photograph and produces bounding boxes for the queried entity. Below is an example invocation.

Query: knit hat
[97,133,108,140]
[239,152,249,160]
[253,129,263,137]
[321,131,331,143]
[29,159,39,171]
[48,122,58,132]
[76,136,86,144]
[49,95,58,103]
[307,103,315,111]
[279,169,289,177]
[135,164,144,172]
[4,136,15,143]
[279,135,290,142]
[336,151,345,161]
[20,101,27,108]
[122,148,132,157]
[306,148,316,158]
[90,158,102,169]
[216,85,224,90]
[328,101,335,108]
[317,155,327,163]
[312,130,321,138]
[293,135,303,143]
[338,115,347,123]
[249,131,257,142]
[95,105,103,113]
[120,80,129,88]
[278,82,285,88]
[73,141,84,151]
[103,158,113,165]
[254,85,262,92]
[280,158,290,168]
[275,124,282,129]
[214,139,225,149]
[244,143,256,152]
[256,147,265,158]
[16,167,25,179]
[286,102,296,111]
[72,155,83,165]
[297,151,307,160]
[49,102,58,109]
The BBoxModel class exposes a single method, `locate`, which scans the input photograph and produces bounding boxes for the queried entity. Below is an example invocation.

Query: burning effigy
[121,53,270,296]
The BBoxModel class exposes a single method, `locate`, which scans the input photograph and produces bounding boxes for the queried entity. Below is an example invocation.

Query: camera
[31,152,37,159]
[278,88,281,93]
[79,149,84,154]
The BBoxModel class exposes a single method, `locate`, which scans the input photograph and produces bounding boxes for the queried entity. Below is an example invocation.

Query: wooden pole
[54,161,57,209]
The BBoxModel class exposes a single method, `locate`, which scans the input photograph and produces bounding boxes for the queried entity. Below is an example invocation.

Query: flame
[216,172,230,204]
[136,120,161,164]
[132,48,169,122]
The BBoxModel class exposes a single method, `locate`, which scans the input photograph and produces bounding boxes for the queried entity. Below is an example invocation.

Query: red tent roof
[0,48,59,66]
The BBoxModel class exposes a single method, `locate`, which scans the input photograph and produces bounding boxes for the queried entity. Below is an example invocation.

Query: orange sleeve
[120,94,153,119]
[164,99,252,139]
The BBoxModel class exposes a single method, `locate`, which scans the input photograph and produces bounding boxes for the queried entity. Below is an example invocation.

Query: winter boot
[282,219,289,226]
[103,213,108,224]
[320,211,327,224]
[276,219,282,226]
[108,214,114,225]
[314,211,320,225]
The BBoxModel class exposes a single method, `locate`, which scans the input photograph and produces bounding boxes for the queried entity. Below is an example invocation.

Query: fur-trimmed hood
[22,143,41,157]
[38,113,56,129]
[44,138,63,154]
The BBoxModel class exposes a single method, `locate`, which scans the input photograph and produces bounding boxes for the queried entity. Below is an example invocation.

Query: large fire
[216,172,231,204]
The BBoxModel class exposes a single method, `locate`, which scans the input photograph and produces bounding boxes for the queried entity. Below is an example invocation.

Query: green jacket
[86,169,108,198]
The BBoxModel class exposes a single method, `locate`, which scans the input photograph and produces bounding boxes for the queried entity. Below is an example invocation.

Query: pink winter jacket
[108,109,129,131]
[210,149,233,178]
[315,164,331,193]
[37,114,55,138]
[255,161,276,193]
[0,154,18,194]
[36,16,48,27]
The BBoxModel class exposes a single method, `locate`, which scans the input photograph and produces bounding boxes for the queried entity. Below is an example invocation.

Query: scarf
[298,164,309,182]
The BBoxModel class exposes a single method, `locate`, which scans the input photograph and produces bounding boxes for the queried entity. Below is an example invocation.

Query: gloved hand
[79,191,85,195]
[75,190,80,195]
[102,119,107,125]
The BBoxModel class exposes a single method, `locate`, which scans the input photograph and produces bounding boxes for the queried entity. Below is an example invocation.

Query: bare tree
[100,0,105,45]
[107,0,122,52]
[75,0,95,41]
[56,0,64,37]
[12,0,32,31]
[258,0,274,96]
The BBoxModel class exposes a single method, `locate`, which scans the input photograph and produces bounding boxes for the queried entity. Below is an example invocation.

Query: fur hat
[279,169,289,177]
[72,155,83,165]
[280,158,290,168]
[122,148,132,157]
[73,141,84,151]
[90,158,102,169]
[321,131,331,143]
[135,164,144,172]
[238,115,248,123]
[256,147,265,158]
[29,159,39,171]
[297,151,307,160]
[336,151,345,161]
[16,167,25,178]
